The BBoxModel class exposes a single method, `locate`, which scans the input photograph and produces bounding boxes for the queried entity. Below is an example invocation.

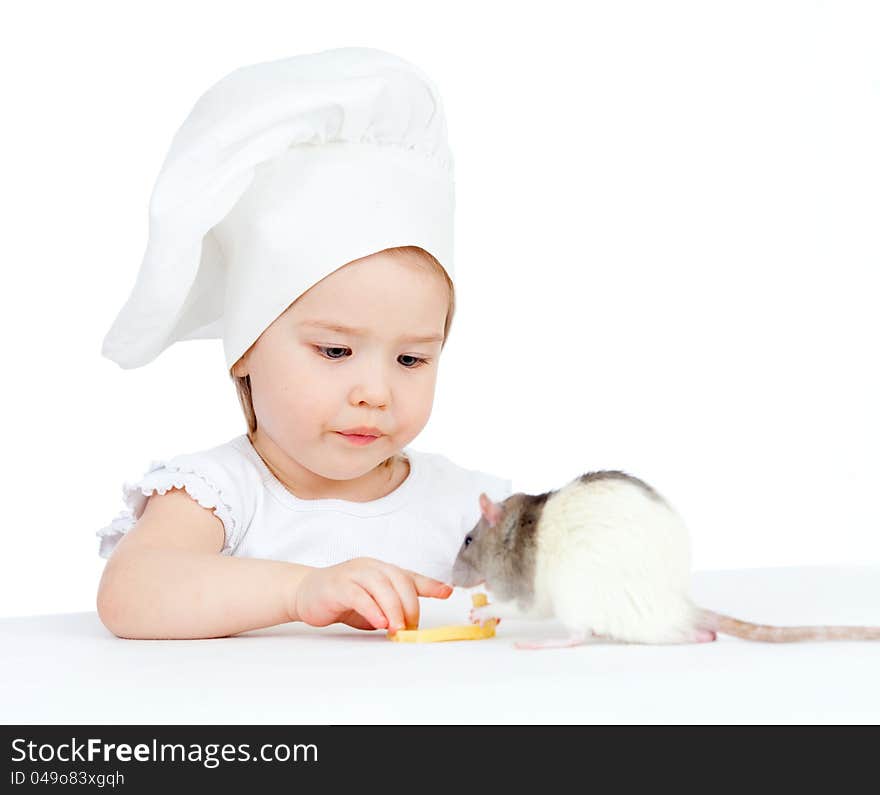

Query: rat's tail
[697,608,880,642]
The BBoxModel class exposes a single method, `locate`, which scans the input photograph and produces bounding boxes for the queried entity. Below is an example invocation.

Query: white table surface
[3,565,879,724]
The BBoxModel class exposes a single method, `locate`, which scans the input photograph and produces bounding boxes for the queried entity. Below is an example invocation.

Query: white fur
[528,477,701,643]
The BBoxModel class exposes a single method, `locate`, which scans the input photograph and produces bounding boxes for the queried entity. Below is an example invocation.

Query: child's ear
[231,355,249,378]
[232,341,258,378]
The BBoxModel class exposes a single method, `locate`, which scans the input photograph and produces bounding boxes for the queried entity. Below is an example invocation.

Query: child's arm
[98,546,315,639]
[96,487,313,639]
[96,487,453,639]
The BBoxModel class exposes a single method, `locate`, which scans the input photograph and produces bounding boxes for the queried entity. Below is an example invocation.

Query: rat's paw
[469,606,501,627]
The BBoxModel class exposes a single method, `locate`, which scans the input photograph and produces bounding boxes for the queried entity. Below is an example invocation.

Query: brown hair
[229,245,456,469]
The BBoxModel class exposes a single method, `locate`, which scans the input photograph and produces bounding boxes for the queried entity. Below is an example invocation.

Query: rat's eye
[464,535,473,547]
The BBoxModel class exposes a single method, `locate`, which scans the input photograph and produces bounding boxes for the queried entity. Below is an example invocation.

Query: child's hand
[292,557,453,632]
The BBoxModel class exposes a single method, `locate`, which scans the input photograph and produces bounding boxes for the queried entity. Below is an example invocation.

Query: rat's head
[451,491,547,601]
[230,246,454,484]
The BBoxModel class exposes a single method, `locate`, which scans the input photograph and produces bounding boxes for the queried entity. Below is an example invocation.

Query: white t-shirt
[96,434,513,582]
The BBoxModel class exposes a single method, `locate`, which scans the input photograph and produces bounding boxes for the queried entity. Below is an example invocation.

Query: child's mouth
[335,432,380,446]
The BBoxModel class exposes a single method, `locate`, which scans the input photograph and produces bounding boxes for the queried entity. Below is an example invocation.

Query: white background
[1,0,877,619]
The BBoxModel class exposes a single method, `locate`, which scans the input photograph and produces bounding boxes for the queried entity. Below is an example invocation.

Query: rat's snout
[450,557,484,588]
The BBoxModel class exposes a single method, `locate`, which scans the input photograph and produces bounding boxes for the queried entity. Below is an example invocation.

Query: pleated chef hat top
[101,47,455,371]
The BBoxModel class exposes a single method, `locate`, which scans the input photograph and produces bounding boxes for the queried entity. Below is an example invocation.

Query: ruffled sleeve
[96,445,254,559]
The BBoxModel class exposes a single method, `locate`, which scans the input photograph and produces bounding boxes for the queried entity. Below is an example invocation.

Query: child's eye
[398,354,430,369]
[316,345,350,360]
[314,346,430,369]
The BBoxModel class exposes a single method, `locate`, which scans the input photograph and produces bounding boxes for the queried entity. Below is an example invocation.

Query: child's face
[234,249,448,484]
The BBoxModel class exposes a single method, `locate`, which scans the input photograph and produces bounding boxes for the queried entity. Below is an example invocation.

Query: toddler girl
[95,48,512,640]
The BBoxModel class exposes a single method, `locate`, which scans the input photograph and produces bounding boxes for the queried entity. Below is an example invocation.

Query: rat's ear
[479,493,504,529]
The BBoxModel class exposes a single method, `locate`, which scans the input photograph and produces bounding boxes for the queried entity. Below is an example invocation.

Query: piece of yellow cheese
[388,592,496,643]
[388,623,496,643]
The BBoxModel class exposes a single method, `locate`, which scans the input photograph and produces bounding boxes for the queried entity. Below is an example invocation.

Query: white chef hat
[101,47,454,371]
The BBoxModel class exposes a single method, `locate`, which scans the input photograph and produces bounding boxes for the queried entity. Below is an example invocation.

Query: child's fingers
[383,570,421,629]
[340,610,377,631]
[347,583,388,630]
[356,571,406,632]
[407,571,454,599]
[371,560,451,600]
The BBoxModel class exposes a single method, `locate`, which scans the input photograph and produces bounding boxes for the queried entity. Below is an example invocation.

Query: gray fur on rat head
[451,489,553,607]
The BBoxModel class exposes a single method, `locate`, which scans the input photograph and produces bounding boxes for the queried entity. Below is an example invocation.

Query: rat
[450,471,880,650]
